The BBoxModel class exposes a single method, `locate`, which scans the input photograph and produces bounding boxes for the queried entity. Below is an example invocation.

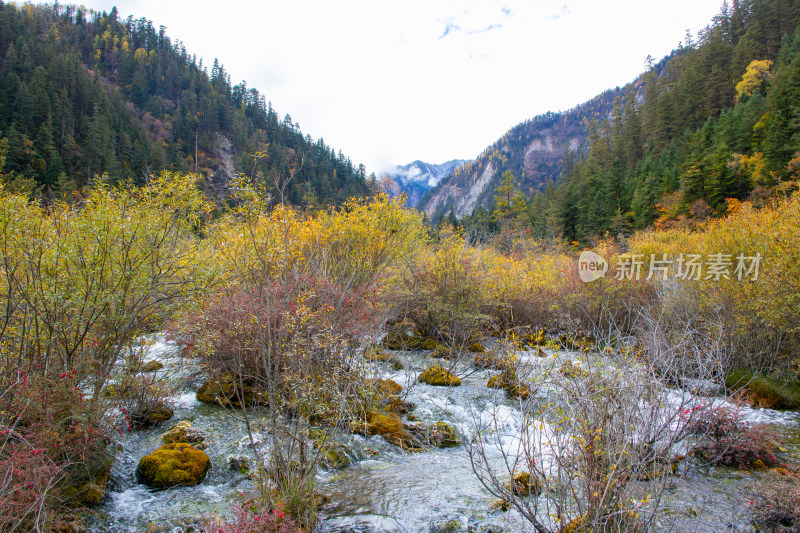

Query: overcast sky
[77,0,726,175]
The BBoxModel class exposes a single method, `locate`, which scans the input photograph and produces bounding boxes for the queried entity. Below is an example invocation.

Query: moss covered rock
[320,443,352,470]
[382,323,442,352]
[357,411,421,451]
[467,341,486,353]
[386,395,415,414]
[161,421,206,448]
[423,421,460,448]
[129,404,174,430]
[430,345,456,359]
[228,455,250,474]
[370,378,403,395]
[60,466,111,506]
[136,443,211,488]
[509,471,540,496]
[382,324,421,350]
[487,374,505,389]
[419,366,461,386]
[419,338,443,350]
[487,371,531,399]
[431,519,464,533]
[196,375,267,408]
[364,346,404,369]
[141,360,164,372]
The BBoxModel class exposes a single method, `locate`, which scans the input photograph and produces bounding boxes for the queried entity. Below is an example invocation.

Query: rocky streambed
[85,335,800,532]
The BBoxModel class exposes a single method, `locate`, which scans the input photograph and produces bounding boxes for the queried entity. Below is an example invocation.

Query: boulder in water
[419,366,461,386]
[161,421,206,448]
[136,443,211,488]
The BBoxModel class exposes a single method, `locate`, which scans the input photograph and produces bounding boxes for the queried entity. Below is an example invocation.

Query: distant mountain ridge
[420,86,628,220]
[386,159,469,208]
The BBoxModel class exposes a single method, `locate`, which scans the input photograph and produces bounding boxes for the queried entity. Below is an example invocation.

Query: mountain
[386,159,469,208]
[0,3,368,204]
[421,87,625,220]
[538,0,800,242]
[428,0,800,244]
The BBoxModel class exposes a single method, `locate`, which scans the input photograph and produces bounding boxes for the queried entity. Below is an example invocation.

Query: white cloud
[81,0,725,174]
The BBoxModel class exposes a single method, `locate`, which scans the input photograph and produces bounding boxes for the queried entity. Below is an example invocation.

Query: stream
[85,335,800,532]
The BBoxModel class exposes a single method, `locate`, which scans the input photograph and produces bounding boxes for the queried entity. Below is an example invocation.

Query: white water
[87,338,800,532]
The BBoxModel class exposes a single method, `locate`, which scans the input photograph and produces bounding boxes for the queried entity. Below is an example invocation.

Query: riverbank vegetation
[0,169,798,531]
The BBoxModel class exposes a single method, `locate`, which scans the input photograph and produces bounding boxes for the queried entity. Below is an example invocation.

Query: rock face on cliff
[421,86,627,220]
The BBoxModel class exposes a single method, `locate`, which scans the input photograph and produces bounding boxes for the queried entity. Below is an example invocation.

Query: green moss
[196,375,267,408]
[419,366,461,386]
[141,360,164,372]
[473,352,516,371]
[487,374,504,389]
[136,443,211,488]
[382,324,421,350]
[487,371,531,399]
[228,455,250,474]
[726,370,800,410]
[364,346,405,369]
[376,378,402,395]
[161,421,205,446]
[467,341,486,353]
[430,345,457,359]
[358,411,421,451]
[382,324,443,352]
[427,421,460,448]
[320,444,352,470]
[130,404,173,430]
[725,369,752,389]
[61,467,110,506]
[509,471,540,496]
[419,338,443,351]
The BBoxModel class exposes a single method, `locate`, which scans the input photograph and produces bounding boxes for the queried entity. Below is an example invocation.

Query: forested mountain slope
[540,0,800,242]
[0,3,368,203]
[439,0,800,244]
